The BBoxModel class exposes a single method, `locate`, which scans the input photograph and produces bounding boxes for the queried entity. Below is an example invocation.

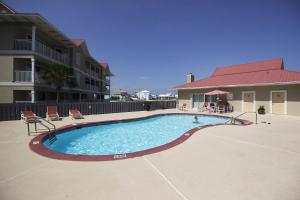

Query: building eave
[0,13,74,47]
[174,81,300,90]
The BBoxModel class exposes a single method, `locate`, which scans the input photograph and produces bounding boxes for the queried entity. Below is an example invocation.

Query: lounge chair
[47,106,60,121]
[69,109,84,119]
[21,111,39,123]
[21,111,40,136]
[198,102,209,112]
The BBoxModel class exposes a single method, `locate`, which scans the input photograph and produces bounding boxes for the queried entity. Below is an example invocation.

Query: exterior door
[243,92,254,112]
[192,94,204,109]
[272,91,285,114]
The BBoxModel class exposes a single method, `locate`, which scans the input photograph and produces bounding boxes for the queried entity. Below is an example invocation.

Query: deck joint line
[0,161,52,184]
[208,134,300,155]
[143,156,190,200]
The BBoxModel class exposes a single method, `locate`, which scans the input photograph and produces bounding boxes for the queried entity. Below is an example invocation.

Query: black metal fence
[0,100,177,121]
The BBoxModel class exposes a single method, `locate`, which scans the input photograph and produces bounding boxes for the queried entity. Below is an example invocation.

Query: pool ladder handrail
[226,112,258,124]
[35,116,57,144]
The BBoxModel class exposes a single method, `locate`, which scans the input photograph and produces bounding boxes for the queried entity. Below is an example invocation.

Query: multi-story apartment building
[0,2,112,103]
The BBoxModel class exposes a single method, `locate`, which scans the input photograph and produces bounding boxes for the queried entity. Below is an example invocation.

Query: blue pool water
[44,114,233,155]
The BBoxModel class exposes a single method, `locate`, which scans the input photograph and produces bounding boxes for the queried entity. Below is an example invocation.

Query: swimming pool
[30,114,247,161]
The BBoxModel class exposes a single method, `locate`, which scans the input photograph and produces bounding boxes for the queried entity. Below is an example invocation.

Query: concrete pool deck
[0,109,300,200]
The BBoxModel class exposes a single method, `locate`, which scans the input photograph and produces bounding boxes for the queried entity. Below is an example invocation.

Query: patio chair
[217,105,226,113]
[209,103,216,113]
[179,103,187,111]
[46,106,60,121]
[69,109,84,119]
[198,102,209,112]
[21,111,39,123]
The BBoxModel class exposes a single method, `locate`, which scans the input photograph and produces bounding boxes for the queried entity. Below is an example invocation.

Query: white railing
[82,84,101,91]
[14,39,69,64]
[35,41,69,64]
[14,39,32,50]
[15,70,32,82]
[104,79,110,85]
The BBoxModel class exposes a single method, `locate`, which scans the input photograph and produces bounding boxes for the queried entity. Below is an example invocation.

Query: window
[205,95,217,102]
[75,72,80,85]
[76,53,81,65]
[85,78,90,84]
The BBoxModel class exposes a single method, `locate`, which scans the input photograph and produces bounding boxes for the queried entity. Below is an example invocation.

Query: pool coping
[29,113,252,161]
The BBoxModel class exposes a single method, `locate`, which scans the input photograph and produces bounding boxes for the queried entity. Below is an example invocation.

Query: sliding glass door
[192,94,204,108]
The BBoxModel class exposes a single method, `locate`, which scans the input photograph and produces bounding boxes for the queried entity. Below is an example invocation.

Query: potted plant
[258,106,265,114]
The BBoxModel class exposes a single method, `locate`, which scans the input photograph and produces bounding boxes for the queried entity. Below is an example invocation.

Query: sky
[6,0,300,94]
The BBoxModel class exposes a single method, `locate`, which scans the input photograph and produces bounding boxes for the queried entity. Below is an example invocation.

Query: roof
[212,58,283,76]
[72,39,85,46]
[0,13,74,47]
[0,1,16,14]
[99,62,113,76]
[174,58,300,89]
[112,89,128,95]
[99,62,108,68]
[138,90,150,93]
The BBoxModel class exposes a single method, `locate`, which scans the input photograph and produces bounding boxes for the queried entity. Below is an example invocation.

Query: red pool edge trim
[29,113,252,161]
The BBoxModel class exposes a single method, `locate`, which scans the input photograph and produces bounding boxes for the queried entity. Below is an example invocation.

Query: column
[31,57,35,83]
[31,90,35,103]
[31,26,36,51]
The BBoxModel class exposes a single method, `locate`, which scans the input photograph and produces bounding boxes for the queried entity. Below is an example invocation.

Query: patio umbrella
[204,89,230,95]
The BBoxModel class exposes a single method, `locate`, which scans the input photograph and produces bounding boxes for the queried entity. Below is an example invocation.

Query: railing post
[255,112,258,124]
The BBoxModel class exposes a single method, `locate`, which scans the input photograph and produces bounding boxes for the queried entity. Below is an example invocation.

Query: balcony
[14,39,69,65]
[102,87,110,94]
[82,84,102,92]
[14,70,47,84]
[91,85,100,91]
[104,79,110,86]
[14,70,32,82]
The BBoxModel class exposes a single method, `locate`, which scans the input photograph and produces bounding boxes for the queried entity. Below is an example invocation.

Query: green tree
[41,64,76,103]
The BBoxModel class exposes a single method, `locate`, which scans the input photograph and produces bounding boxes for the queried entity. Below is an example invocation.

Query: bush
[258,106,265,114]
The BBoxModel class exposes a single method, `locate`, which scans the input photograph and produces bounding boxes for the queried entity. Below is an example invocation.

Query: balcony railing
[102,87,110,94]
[14,39,32,50]
[14,39,69,65]
[104,79,110,85]
[14,70,50,84]
[83,84,102,91]
[15,70,31,82]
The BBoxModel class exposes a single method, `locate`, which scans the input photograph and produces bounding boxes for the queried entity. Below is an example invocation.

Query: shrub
[258,106,265,114]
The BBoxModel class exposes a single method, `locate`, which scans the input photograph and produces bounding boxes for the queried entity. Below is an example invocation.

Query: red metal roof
[174,58,300,89]
[72,39,85,46]
[99,62,108,68]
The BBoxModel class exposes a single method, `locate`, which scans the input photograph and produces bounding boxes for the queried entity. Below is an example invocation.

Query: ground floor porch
[0,109,299,200]
[177,84,300,116]
[0,86,107,103]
